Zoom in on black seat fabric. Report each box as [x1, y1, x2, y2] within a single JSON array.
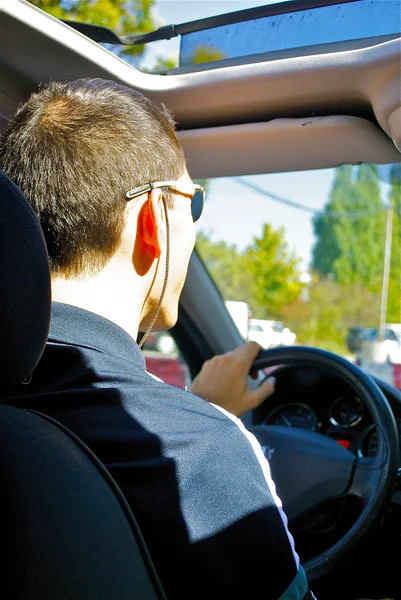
[[0, 172, 165, 599], [0, 170, 51, 389], [1, 405, 165, 600]]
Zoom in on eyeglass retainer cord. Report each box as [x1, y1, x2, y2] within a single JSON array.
[[138, 198, 170, 349]]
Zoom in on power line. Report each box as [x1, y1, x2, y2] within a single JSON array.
[[233, 177, 386, 219]]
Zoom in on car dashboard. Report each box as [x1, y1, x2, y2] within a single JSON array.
[[253, 365, 401, 461]]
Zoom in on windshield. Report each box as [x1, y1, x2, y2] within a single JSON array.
[[195, 163, 401, 375]]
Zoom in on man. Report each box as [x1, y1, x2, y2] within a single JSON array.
[[0, 78, 313, 599]]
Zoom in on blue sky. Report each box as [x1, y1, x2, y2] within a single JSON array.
[[155, 0, 283, 25], [142, 1, 390, 271], [195, 170, 335, 270]]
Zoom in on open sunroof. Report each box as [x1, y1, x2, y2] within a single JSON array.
[[62, 0, 400, 71]]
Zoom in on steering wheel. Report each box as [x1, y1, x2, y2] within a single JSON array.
[[249, 346, 399, 581]]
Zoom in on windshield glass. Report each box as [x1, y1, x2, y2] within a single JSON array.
[[195, 163, 401, 376]]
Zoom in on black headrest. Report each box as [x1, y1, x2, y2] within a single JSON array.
[[0, 171, 51, 390]]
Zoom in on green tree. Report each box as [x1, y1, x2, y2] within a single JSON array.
[[27, 0, 156, 60], [196, 231, 253, 305], [312, 164, 352, 277], [245, 224, 303, 318], [196, 225, 303, 319], [282, 278, 381, 355], [150, 56, 178, 73], [311, 162, 401, 332], [312, 164, 386, 292]]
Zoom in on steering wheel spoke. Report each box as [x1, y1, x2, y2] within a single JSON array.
[[251, 425, 354, 521], [348, 455, 388, 504]]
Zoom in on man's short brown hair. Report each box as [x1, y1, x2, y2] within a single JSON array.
[[0, 78, 186, 277]]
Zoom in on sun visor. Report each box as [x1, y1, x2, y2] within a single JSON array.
[[179, 116, 401, 179]]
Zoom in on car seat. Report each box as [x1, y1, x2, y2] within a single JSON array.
[[0, 170, 166, 600]]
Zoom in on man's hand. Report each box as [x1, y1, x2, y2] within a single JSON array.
[[190, 342, 276, 417]]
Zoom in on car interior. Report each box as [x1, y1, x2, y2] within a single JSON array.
[[1, 1, 401, 598]]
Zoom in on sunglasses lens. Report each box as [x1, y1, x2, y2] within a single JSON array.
[[191, 189, 204, 222]]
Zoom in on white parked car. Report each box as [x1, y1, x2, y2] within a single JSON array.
[[348, 324, 401, 364], [248, 319, 296, 349]]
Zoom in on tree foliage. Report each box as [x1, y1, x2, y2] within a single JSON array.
[[196, 224, 303, 319], [312, 164, 386, 291], [246, 224, 303, 317], [150, 55, 178, 73], [312, 163, 400, 324], [196, 232, 255, 306], [281, 278, 381, 355]]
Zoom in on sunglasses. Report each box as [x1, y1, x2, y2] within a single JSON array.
[[126, 180, 205, 222]]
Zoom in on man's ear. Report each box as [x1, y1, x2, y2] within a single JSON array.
[[144, 189, 165, 258], [133, 190, 165, 276]]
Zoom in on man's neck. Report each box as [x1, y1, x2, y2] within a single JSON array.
[[51, 262, 146, 341]]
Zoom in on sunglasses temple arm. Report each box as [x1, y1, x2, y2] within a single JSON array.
[[126, 184, 152, 199]]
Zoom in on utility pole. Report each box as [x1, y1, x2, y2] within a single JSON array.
[[379, 200, 393, 341]]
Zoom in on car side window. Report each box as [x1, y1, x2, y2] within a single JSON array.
[[142, 332, 191, 389]]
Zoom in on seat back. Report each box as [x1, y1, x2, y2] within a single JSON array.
[[0, 171, 166, 599]]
